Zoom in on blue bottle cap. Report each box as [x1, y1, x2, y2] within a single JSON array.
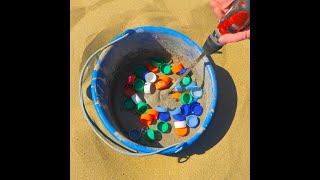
[[142, 70, 150, 81], [175, 83, 183, 92], [190, 86, 203, 98], [185, 81, 196, 91], [159, 112, 170, 121], [179, 68, 188, 75], [180, 104, 191, 116], [155, 106, 167, 112], [192, 97, 199, 102], [169, 107, 181, 115], [186, 115, 199, 128], [193, 105, 203, 116], [129, 129, 141, 141], [172, 114, 185, 121], [189, 102, 200, 111]]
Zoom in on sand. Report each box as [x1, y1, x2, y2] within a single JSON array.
[[71, 0, 250, 179]]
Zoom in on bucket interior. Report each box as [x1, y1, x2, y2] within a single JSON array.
[[94, 28, 214, 148]]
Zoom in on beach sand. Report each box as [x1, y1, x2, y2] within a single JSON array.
[[71, 0, 250, 179]]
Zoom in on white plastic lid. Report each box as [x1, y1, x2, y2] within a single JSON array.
[[145, 72, 157, 83], [174, 121, 187, 128], [131, 93, 142, 104], [144, 83, 152, 94]]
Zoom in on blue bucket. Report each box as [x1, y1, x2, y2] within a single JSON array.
[[81, 26, 218, 155]]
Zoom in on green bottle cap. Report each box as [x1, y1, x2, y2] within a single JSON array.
[[180, 75, 191, 86], [133, 79, 145, 92], [151, 56, 164, 67], [136, 102, 149, 114], [134, 66, 147, 77], [146, 129, 155, 140], [180, 93, 193, 104], [160, 63, 172, 75], [123, 98, 135, 110], [156, 121, 169, 133]]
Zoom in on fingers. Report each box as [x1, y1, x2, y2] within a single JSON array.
[[218, 29, 250, 43], [210, 0, 235, 19]]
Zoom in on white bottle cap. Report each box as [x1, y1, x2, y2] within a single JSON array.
[[131, 93, 142, 104], [145, 72, 157, 83], [144, 83, 152, 94], [174, 121, 187, 128]]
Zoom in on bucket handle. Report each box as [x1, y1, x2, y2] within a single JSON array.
[[80, 29, 185, 156]]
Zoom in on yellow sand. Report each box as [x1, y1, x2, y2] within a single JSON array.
[[71, 0, 250, 179]]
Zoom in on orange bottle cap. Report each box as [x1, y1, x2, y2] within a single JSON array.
[[171, 63, 184, 74], [175, 127, 188, 137], [171, 92, 181, 101], [147, 63, 159, 73], [140, 114, 153, 125], [146, 109, 159, 120], [158, 74, 171, 85], [155, 80, 168, 90]]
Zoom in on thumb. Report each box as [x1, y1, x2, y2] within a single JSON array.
[[218, 29, 250, 44]]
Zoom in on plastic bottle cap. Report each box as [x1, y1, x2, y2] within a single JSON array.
[[193, 105, 203, 116], [175, 127, 188, 137], [180, 93, 193, 104], [133, 79, 145, 92], [123, 86, 136, 97], [179, 68, 188, 75], [171, 92, 181, 101], [129, 129, 141, 141], [174, 83, 183, 92], [155, 80, 167, 90], [172, 114, 185, 121], [146, 129, 155, 140], [157, 122, 169, 133], [189, 102, 200, 111], [158, 74, 171, 85], [186, 115, 199, 128], [155, 106, 167, 112], [123, 98, 135, 110], [185, 81, 196, 91], [146, 109, 159, 120], [180, 104, 191, 116], [145, 72, 157, 83], [142, 70, 150, 81], [140, 114, 153, 125], [144, 82, 152, 94], [171, 63, 184, 74], [169, 107, 181, 115], [147, 63, 159, 73], [174, 121, 187, 128], [137, 102, 149, 114], [134, 66, 147, 77], [190, 86, 203, 98], [159, 112, 170, 121], [131, 93, 142, 104], [160, 63, 172, 75], [151, 56, 164, 67], [180, 75, 192, 86], [127, 74, 136, 86]]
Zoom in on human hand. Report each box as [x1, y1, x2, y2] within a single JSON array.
[[210, 0, 250, 43]]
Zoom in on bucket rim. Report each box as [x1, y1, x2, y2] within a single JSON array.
[[91, 26, 218, 154]]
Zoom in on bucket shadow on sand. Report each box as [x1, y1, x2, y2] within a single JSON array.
[[168, 56, 238, 163]]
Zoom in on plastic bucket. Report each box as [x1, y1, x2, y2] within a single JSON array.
[[85, 26, 218, 155]]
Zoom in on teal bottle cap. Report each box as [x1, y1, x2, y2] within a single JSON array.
[[146, 129, 155, 140], [180, 75, 191, 86], [123, 98, 135, 110], [160, 63, 172, 75], [133, 79, 145, 92], [180, 93, 193, 104], [156, 121, 169, 133], [136, 102, 149, 114], [134, 66, 147, 77]]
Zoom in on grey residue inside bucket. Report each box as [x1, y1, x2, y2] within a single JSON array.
[[98, 32, 213, 148]]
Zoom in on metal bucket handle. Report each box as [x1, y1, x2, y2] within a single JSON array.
[[80, 29, 186, 156]]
